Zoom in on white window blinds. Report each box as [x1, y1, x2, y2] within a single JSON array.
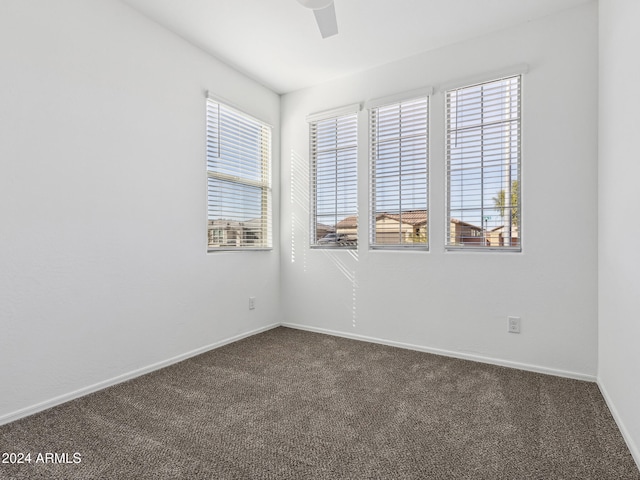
[[310, 112, 358, 248], [206, 98, 272, 250], [370, 97, 429, 248], [446, 75, 521, 250]]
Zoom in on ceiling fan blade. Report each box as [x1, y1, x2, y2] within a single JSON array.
[[313, 2, 338, 38]]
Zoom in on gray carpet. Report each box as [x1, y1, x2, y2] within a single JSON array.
[[1, 327, 638, 479]]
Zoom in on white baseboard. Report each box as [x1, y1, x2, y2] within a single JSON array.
[[281, 322, 597, 382], [1, 321, 599, 427], [0, 322, 281, 426], [597, 379, 640, 471]]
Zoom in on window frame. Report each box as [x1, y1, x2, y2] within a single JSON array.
[[308, 105, 359, 249], [368, 93, 430, 251], [444, 74, 522, 252], [206, 95, 272, 251]]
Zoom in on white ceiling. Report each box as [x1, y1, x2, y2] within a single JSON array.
[[120, 0, 593, 94]]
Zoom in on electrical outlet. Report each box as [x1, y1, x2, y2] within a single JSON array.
[[248, 297, 256, 310], [508, 316, 521, 334]]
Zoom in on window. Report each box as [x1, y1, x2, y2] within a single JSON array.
[[369, 96, 429, 249], [309, 109, 358, 248], [446, 75, 521, 250], [206, 97, 272, 250]]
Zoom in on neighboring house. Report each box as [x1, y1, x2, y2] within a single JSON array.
[[333, 210, 427, 245], [448, 220, 519, 247], [485, 225, 520, 247], [208, 219, 243, 247], [335, 216, 358, 240], [330, 213, 520, 247], [374, 210, 427, 245], [449, 218, 484, 245], [315, 223, 335, 242], [208, 219, 263, 247]]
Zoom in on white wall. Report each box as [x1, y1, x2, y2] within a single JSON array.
[[599, 0, 640, 466], [0, 0, 280, 422], [0, 0, 607, 429], [281, 3, 599, 378]]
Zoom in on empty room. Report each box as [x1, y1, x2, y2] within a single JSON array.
[[1, 0, 639, 478]]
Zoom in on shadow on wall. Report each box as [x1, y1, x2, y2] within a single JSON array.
[[290, 149, 309, 270], [290, 148, 359, 328], [321, 249, 359, 328]]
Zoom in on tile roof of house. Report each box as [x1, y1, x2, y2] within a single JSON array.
[[450, 218, 483, 230], [336, 210, 428, 229], [336, 216, 358, 228], [379, 210, 427, 226], [316, 223, 335, 232], [335, 213, 489, 230]]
